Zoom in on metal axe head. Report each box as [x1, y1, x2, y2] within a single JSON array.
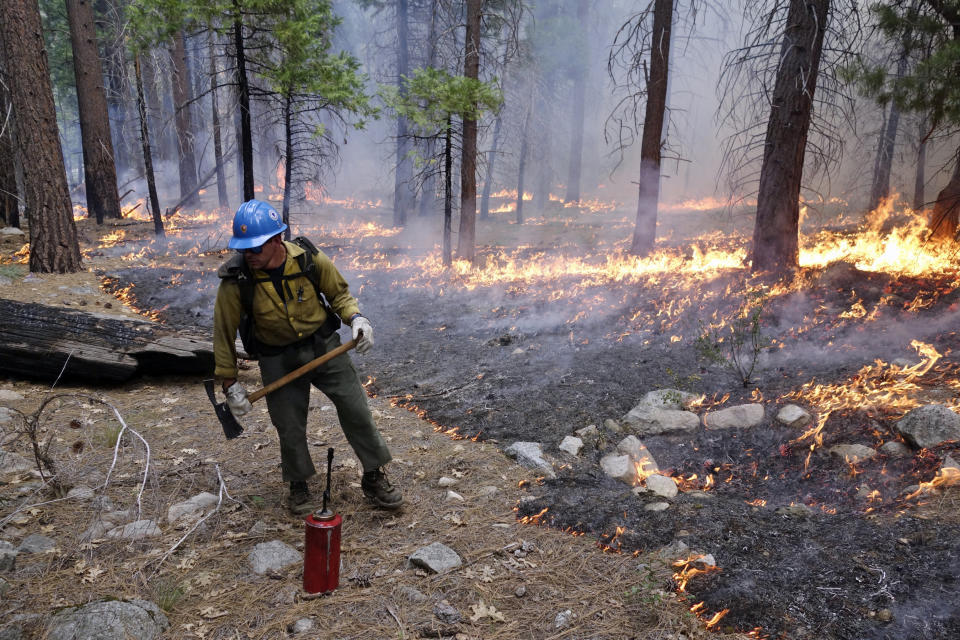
[[203, 379, 244, 439]]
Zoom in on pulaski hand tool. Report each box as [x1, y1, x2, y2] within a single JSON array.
[[203, 338, 357, 439], [303, 447, 342, 594]]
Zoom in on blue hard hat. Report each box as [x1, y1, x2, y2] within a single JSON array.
[[228, 199, 288, 249]]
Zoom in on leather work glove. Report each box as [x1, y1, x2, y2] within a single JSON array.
[[352, 316, 374, 354], [225, 382, 252, 417]]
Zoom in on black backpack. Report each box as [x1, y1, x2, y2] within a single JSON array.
[[220, 236, 341, 357]]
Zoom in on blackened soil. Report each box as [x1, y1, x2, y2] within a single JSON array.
[[106, 253, 960, 640]]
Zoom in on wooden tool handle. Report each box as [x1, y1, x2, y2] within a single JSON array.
[[248, 339, 357, 404]]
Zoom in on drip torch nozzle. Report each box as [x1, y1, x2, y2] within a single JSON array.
[[319, 447, 334, 517]]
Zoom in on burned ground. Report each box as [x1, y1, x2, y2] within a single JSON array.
[[89, 210, 960, 640]]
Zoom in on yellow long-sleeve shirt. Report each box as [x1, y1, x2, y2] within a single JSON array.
[[212, 241, 361, 379]]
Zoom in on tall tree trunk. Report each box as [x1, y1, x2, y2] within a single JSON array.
[[457, 0, 482, 262], [479, 111, 502, 219], [629, 0, 672, 256], [282, 94, 293, 241], [0, 78, 19, 228], [393, 0, 414, 227], [914, 117, 927, 211], [417, 0, 440, 218], [209, 35, 229, 209], [0, 0, 81, 272], [516, 104, 531, 225], [170, 29, 199, 208], [66, 0, 121, 224], [99, 22, 132, 177], [134, 53, 163, 237], [532, 92, 551, 213], [443, 115, 453, 267], [750, 0, 829, 275], [141, 51, 169, 162], [869, 55, 907, 212], [233, 0, 254, 201], [928, 146, 960, 241], [564, 0, 589, 205]]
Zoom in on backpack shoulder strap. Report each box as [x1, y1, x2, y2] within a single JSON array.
[[293, 236, 325, 303], [217, 253, 255, 315]]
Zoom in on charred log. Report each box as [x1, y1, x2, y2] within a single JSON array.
[[0, 299, 214, 383]]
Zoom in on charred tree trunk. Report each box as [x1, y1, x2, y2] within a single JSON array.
[[457, 0, 482, 262], [393, 0, 414, 227], [66, 0, 121, 225], [0, 79, 19, 228], [516, 104, 531, 225], [479, 111, 502, 220], [750, 0, 829, 275], [869, 55, 907, 212], [928, 147, 960, 241], [914, 118, 927, 211], [443, 115, 453, 267], [209, 35, 229, 209], [281, 94, 293, 240], [234, 0, 254, 202], [0, 0, 81, 273], [564, 0, 590, 205], [418, 1, 440, 219], [629, 0, 672, 256], [134, 53, 163, 237], [171, 29, 199, 208], [532, 93, 551, 213], [99, 25, 132, 177]]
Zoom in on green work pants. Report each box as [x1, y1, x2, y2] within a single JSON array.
[[258, 332, 392, 482]]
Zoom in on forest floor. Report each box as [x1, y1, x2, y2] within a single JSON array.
[[2, 192, 959, 639]]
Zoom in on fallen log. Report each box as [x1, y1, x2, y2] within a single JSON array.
[[0, 299, 214, 383]]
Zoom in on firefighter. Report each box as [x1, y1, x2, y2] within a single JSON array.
[[212, 199, 402, 514]]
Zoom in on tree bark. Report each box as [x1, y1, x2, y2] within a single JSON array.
[[233, 0, 254, 201], [65, 0, 122, 225], [209, 35, 229, 209], [928, 146, 960, 241], [134, 52, 163, 237], [479, 111, 502, 219], [443, 115, 453, 266], [282, 94, 293, 240], [629, 0, 672, 256], [914, 117, 927, 211], [457, 0, 482, 262], [0, 0, 82, 273], [869, 55, 907, 212], [0, 77, 19, 228], [516, 104, 531, 225], [170, 29, 199, 208], [564, 0, 590, 205], [393, 0, 414, 227], [751, 0, 829, 275]]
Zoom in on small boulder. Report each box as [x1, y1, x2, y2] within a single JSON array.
[[289, 618, 314, 634], [896, 404, 960, 449], [880, 441, 912, 458], [107, 520, 161, 541], [67, 486, 95, 500], [409, 542, 461, 574], [600, 454, 635, 485], [828, 444, 877, 464], [0, 541, 17, 572], [644, 474, 678, 498], [558, 436, 583, 457], [504, 442, 555, 478], [45, 599, 168, 640], [704, 404, 764, 429], [575, 424, 599, 439], [18, 534, 56, 554], [0, 408, 16, 426], [433, 599, 462, 624], [637, 389, 699, 410], [616, 436, 659, 473], [0, 451, 33, 475], [554, 609, 575, 629], [621, 407, 700, 435], [167, 492, 219, 524], [248, 540, 301, 575], [0, 389, 24, 402], [776, 404, 812, 428], [644, 502, 670, 512], [438, 476, 458, 487]]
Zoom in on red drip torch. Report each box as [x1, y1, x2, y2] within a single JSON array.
[[303, 447, 341, 594]]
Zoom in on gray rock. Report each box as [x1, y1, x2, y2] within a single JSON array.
[[0, 227, 25, 236], [504, 442, 555, 478], [67, 486, 95, 500], [638, 389, 699, 410], [397, 585, 428, 603], [776, 504, 812, 518], [167, 492, 218, 524], [554, 609, 575, 629], [621, 407, 700, 435], [107, 520, 161, 541], [558, 436, 583, 457], [18, 534, 56, 554], [0, 451, 33, 475], [408, 542, 462, 574], [45, 599, 168, 640], [776, 404, 812, 428], [603, 418, 623, 434], [290, 618, 314, 634], [828, 444, 877, 464], [943, 455, 960, 472], [433, 599, 462, 624], [644, 474, 679, 498], [79, 521, 110, 542], [644, 502, 670, 512], [0, 389, 24, 402], [248, 520, 270, 536], [0, 541, 17, 571], [248, 540, 301, 575], [600, 454, 635, 485], [896, 404, 960, 449], [574, 424, 599, 439], [478, 485, 498, 497], [437, 476, 458, 487], [880, 441, 912, 458], [445, 490, 464, 502], [0, 623, 23, 640], [616, 436, 659, 473], [704, 404, 765, 429], [0, 577, 8, 597], [0, 407, 16, 426]]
